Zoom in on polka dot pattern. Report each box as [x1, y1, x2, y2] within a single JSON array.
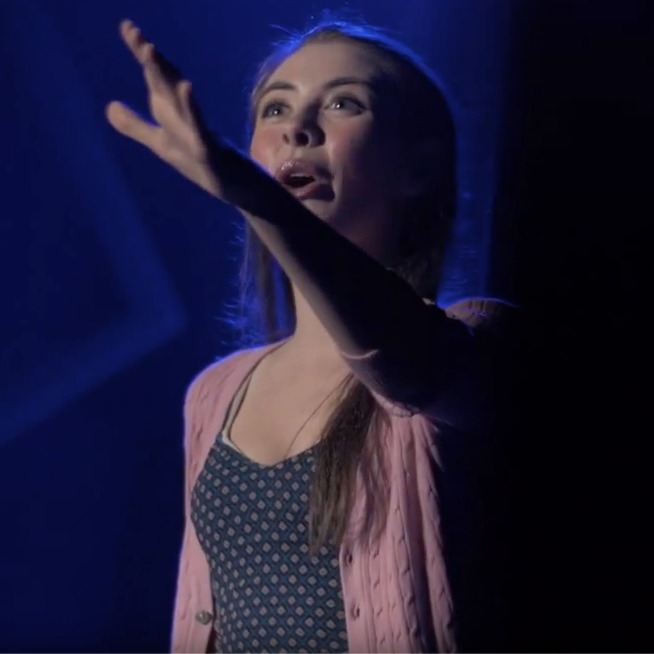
[[191, 438, 349, 653]]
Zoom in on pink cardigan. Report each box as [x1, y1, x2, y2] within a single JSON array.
[[171, 300, 503, 653]]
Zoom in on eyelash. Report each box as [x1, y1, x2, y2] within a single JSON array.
[[259, 100, 287, 119], [259, 96, 365, 119], [330, 96, 365, 112]]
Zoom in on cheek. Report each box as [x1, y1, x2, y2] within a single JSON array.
[[332, 125, 402, 189], [249, 128, 279, 170]]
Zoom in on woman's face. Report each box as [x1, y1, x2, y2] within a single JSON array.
[[249, 40, 411, 261]]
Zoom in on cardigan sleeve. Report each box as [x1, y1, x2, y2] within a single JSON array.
[[340, 298, 515, 430], [170, 370, 209, 652]]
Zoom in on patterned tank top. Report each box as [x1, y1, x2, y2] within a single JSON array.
[[191, 429, 349, 653]]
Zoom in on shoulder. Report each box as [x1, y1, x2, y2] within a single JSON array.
[[423, 297, 518, 428], [181, 344, 274, 459], [438, 297, 519, 367], [418, 297, 518, 356], [442, 296, 518, 331], [184, 349, 248, 405], [183, 345, 268, 420]]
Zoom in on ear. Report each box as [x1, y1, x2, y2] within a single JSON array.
[[401, 139, 446, 199]]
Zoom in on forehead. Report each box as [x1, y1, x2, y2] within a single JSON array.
[[268, 40, 389, 86]]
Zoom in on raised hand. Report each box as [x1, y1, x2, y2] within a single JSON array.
[[106, 20, 225, 198]]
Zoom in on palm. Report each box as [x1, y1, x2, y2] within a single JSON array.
[[106, 20, 222, 197]]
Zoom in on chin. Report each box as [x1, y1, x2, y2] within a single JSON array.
[[308, 205, 368, 246], [301, 198, 338, 222]]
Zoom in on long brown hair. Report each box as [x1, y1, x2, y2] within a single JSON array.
[[231, 17, 457, 553]]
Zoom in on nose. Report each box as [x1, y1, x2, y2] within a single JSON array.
[[283, 113, 323, 148]]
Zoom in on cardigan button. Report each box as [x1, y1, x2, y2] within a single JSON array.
[[195, 610, 213, 625], [352, 605, 361, 619]]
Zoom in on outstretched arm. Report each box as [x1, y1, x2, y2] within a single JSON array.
[[106, 20, 501, 412], [214, 146, 472, 409]]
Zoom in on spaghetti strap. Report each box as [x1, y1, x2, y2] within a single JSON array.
[[221, 370, 254, 441]]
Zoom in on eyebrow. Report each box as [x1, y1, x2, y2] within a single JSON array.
[[254, 76, 374, 107]]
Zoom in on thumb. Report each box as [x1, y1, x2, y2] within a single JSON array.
[[106, 101, 158, 148]]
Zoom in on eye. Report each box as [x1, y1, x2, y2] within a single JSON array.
[[259, 100, 287, 119], [328, 96, 365, 113]]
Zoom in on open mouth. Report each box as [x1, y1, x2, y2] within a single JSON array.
[[275, 160, 334, 201], [284, 173, 316, 189]]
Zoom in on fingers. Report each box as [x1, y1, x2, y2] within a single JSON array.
[[120, 20, 183, 89], [105, 100, 158, 148], [119, 19, 195, 121], [119, 19, 151, 66], [176, 79, 204, 127], [113, 20, 208, 153]]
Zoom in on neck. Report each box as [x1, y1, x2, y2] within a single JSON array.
[[272, 217, 400, 365], [282, 284, 342, 364]]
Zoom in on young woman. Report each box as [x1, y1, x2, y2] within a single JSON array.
[[107, 16, 507, 654]]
